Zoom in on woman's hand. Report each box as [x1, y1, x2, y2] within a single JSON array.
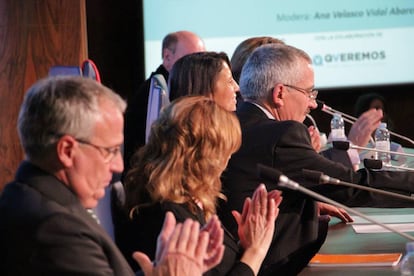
[[201, 215, 225, 271], [133, 211, 224, 276], [231, 184, 282, 274]]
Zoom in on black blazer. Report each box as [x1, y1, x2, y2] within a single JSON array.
[[219, 102, 414, 275], [117, 201, 254, 276], [0, 161, 134, 276]]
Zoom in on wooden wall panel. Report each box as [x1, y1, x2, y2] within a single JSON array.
[[0, 0, 87, 191]]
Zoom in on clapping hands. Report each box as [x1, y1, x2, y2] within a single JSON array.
[[133, 211, 225, 276], [231, 184, 283, 274]]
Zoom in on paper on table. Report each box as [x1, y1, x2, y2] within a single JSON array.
[[351, 214, 414, 224], [352, 223, 414, 233]]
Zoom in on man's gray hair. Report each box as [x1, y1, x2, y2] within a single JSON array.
[[17, 76, 126, 161], [239, 44, 311, 102]]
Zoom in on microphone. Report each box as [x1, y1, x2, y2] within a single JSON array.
[[363, 159, 414, 172], [257, 163, 300, 190], [306, 114, 319, 130], [302, 168, 414, 201], [257, 163, 414, 241], [306, 114, 327, 148], [316, 100, 358, 124], [332, 140, 414, 159], [316, 100, 414, 146], [316, 100, 375, 145]]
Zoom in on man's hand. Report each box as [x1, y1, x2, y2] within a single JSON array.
[[317, 202, 353, 223], [308, 125, 321, 152], [348, 109, 383, 147]]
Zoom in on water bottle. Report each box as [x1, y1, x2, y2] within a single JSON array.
[[400, 242, 414, 275], [375, 122, 390, 165], [330, 113, 346, 141]]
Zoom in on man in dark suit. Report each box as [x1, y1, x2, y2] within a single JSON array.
[[0, 76, 223, 275], [123, 30, 205, 173], [219, 44, 414, 275]]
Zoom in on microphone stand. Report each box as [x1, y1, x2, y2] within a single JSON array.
[[257, 164, 414, 241], [303, 169, 414, 202], [317, 100, 414, 146], [316, 101, 375, 145], [363, 159, 414, 172], [333, 141, 414, 159], [318, 106, 357, 125], [278, 177, 414, 241], [390, 131, 414, 146]]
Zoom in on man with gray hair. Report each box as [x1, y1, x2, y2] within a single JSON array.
[[219, 43, 414, 275], [0, 76, 223, 275]]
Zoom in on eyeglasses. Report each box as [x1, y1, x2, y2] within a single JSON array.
[[283, 84, 318, 100], [76, 139, 121, 163]]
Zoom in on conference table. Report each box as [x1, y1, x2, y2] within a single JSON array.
[[299, 208, 414, 275]]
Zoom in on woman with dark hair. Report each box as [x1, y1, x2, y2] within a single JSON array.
[[169, 52, 239, 111]]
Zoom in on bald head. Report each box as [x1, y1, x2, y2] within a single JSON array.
[[162, 31, 206, 71]]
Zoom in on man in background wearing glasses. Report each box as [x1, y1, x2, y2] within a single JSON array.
[[0, 76, 223, 275], [218, 43, 414, 276]]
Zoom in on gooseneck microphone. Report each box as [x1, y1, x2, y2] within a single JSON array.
[[257, 164, 414, 241], [333, 141, 414, 171], [306, 114, 319, 130], [306, 114, 328, 148], [257, 163, 301, 190], [332, 140, 414, 159], [363, 158, 414, 172], [302, 168, 414, 202], [316, 100, 414, 146], [316, 100, 375, 145], [316, 100, 358, 125]]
